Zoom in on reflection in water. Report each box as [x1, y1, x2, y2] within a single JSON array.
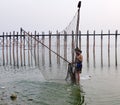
[[69, 85, 85, 105], [0, 62, 120, 105], [0, 79, 86, 105], [0, 63, 87, 105]]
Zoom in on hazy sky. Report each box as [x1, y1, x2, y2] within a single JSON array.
[[0, 0, 120, 33]]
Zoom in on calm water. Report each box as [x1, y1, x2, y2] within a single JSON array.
[[0, 65, 120, 105], [0, 35, 120, 105]]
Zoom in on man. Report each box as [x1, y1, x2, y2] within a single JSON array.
[[65, 47, 83, 84], [74, 47, 83, 84]]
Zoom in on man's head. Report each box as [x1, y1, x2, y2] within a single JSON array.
[[75, 47, 82, 54]]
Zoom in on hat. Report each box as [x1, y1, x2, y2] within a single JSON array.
[[75, 47, 82, 53]]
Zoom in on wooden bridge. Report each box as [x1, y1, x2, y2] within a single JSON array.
[[0, 29, 119, 68]]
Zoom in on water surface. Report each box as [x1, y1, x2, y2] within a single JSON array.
[[0, 65, 120, 105]]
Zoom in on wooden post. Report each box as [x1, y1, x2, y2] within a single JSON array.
[[16, 32, 19, 68], [64, 31, 67, 61], [13, 31, 15, 66], [93, 30, 96, 68], [23, 31, 26, 66], [75, 1, 81, 48], [34, 31, 37, 66], [101, 30, 103, 67], [2, 32, 5, 66], [79, 31, 81, 49], [87, 30, 89, 67], [6, 33, 8, 65], [20, 29, 23, 66], [42, 32, 45, 65], [30, 33, 33, 66], [9, 32, 12, 65], [115, 30, 117, 67], [28, 32, 30, 66], [49, 31, 52, 65], [108, 30, 110, 67], [57, 31, 60, 64], [37, 33, 40, 67], [72, 31, 75, 63]]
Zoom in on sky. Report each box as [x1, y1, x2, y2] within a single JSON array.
[[0, 0, 120, 34]]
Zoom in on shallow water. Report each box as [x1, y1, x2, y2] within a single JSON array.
[[0, 66, 85, 105], [82, 66, 120, 105], [0, 65, 120, 105]]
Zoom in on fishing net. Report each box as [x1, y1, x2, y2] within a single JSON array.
[[20, 6, 80, 81], [60, 11, 78, 34], [65, 63, 76, 83]]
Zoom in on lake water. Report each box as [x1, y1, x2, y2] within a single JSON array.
[[0, 35, 120, 105], [0, 64, 120, 105]]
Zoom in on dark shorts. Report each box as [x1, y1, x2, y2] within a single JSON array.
[[75, 63, 82, 73]]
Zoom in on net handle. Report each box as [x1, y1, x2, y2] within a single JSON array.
[[20, 28, 71, 64]]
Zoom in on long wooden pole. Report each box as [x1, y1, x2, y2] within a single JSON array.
[[75, 1, 81, 48], [37, 34, 40, 67], [101, 30, 103, 67], [16, 32, 19, 67], [57, 31, 60, 64], [79, 31, 81, 49], [9, 32, 12, 65], [108, 30, 110, 67], [115, 30, 118, 67], [28, 32, 30, 66], [21, 28, 71, 64], [23, 31, 26, 66], [42, 32, 45, 65], [64, 31, 67, 60], [31, 32, 33, 66], [72, 31, 75, 63], [13, 31, 15, 66], [20, 29, 23, 66], [87, 30, 89, 67], [49, 31, 52, 65], [34, 31, 37, 66], [6, 32, 8, 65], [2, 32, 5, 66], [93, 30, 96, 68]]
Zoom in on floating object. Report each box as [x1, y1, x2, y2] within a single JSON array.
[[10, 93, 17, 101], [81, 75, 91, 80], [0, 86, 5, 89]]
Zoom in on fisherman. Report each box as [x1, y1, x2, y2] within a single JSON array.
[[74, 47, 83, 84]]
